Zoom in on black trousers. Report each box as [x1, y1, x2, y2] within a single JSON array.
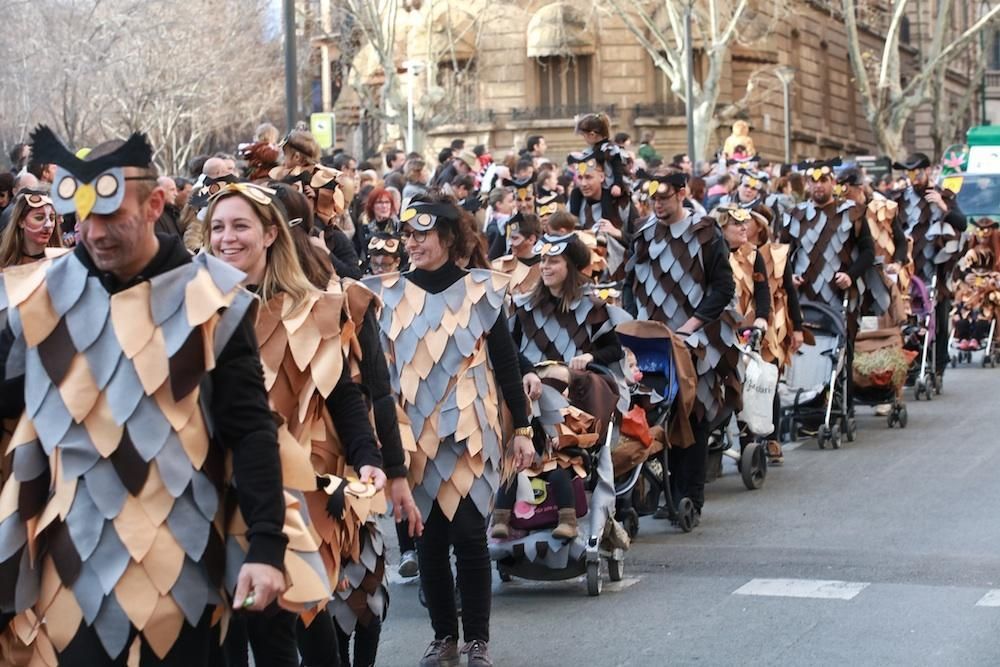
[[417, 497, 491, 643], [495, 467, 574, 510], [935, 298, 951, 374], [224, 607, 303, 667], [669, 416, 711, 512], [335, 618, 381, 667], [56, 607, 220, 666], [396, 518, 417, 553]]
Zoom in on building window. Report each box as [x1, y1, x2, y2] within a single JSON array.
[[651, 50, 703, 115], [437, 60, 477, 120], [536, 55, 592, 114], [900, 16, 911, 45], [993, 30, 1000, 70]]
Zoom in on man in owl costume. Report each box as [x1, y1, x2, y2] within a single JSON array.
[[0, 126, 287, 664], [625, 171, 738, 524], [891, 153, 967, 379]]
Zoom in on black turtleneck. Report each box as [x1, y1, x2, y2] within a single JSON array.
[[519, 254, 541, 266], [406, 262, 530, 429]]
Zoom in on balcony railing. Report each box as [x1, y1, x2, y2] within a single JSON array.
[[440, 108, 497, 124], [633, 100, 686, 117], [987, 71, 1000, 89], [509, 104, 616, 121]]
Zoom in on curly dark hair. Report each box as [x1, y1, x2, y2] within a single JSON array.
[[408, 188, 481, 264]]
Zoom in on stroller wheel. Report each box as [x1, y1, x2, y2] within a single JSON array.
[[817, 425, 829, 449], [914, 380, 926, 401], [830, 420, 842, 449], [739, 441, 767, 490], [498, 564, 512, 583], [887, 411, 896, 428], [607, 553, 625, 582], [934, 374, 943, 394], [846, 418, 858, 442], [677, 498, 696, 533], [586, 560, 602, 596], [898, 406, 908, 428]]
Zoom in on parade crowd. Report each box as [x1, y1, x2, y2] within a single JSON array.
[[0, 112, 983, 667]]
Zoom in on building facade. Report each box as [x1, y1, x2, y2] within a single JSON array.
[[324, 0, 984, 165]]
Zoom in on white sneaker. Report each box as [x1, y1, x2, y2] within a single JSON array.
[[874, 404, 892, 416], [398, 550, 419, 578]]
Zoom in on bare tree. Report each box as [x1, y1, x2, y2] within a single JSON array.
[[1, 0, 283, 174], [842, 0, 1000, 160], [602, 0, 788, 160], [340, 0, 485, 151]]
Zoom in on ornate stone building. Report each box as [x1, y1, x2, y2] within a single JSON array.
[[324, 0, 984, 164]]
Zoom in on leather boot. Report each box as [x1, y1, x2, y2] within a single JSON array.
[[551, 508, 578, 540], [490, 509, 511, 539]]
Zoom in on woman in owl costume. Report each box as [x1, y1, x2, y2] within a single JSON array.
[[269, 181, 417, 667], [839, 168, 910, 324], [625, 171, 739, 523], [719, 204, 805, 464], [0, 190, 69, 665], [201, 182, 401, 667], [0, 126, 290, 664], [493, 232, 625, 540], [364, 192, 534, 667]]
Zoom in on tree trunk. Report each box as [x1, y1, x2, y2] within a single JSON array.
[[692, 101, 719, 162]]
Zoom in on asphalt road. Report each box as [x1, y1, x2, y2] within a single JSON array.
[[374, 364, 1000, 667]]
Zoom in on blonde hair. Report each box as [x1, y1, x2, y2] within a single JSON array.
[[255, 123, 280, 144], [202, 188, 317, 316], [0, 194, 62, 268]]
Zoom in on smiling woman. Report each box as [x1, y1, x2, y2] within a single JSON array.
[[202, 181, 395, 667], [0, 190, 62, 268]]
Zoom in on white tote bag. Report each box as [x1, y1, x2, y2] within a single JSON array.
[[739, 351, 779, 436]]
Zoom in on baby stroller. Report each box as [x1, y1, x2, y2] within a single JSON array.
[[613, 320, 698, 535], [904, 276, 939, 399], [706, 329, 772, 491], [489, 364, 625, 596], [779, 299, 854, 449], [852, 326, 910, 428]]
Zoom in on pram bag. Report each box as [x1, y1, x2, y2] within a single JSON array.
[[853, 327, 913, 389], [739, 350, 778, 435]]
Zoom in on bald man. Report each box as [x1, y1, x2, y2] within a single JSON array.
[[155, 175, 184, 237]]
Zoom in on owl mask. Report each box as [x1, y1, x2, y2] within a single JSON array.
[[30, 125, 156, 221]]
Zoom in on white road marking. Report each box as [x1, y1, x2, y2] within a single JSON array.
[[975, 590, 1000, 607], [781, 440, 805, 452], [733, 578, 870, 600]]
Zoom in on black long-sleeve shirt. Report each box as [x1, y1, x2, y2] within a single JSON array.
[[752, 252, 772, 322], [405, 262, 530, 429], [356, 307, 407, 479], [693, 226, 736, 323], [0, 235, 288, 568], [783, 259, 804, 330]]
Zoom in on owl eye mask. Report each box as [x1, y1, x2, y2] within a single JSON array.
[[30, 125, 157, 221]]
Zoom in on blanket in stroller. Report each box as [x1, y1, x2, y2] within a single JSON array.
[[853, 327, 915, 390]]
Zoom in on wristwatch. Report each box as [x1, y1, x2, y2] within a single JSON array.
[[513, 426, 534, 439]]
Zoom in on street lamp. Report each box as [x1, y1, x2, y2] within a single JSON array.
[[775, 66, 796, 164], [981, 0, 991, 125], [401, 59, 425, 154], [283, 0, 298, 132]]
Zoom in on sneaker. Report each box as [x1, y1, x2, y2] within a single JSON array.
[[420, 637, 460, 667], [958, 339, 970, 350], [398, 550, 419, 578], [874, 404, 892, 416], [462, 640, 493, 667]]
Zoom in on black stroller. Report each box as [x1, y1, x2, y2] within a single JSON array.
[[779, 299, 855, 449]]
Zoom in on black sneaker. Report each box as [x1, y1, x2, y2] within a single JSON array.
[[462, 640, 493, 667], [420, 637, 460, 667]]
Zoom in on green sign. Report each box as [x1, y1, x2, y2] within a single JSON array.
[[310, 113, 336, 150]]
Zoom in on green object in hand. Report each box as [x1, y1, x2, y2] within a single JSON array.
[[242, 592, 256, 609]]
